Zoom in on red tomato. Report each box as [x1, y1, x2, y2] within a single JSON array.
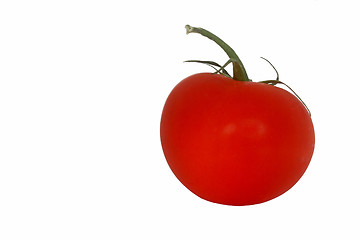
[[160, 73, 315, 206]]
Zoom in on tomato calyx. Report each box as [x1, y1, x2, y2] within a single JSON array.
[[257, 57, 311, 116], [184, 24, 311, 116], [184, 60, 232, 78]]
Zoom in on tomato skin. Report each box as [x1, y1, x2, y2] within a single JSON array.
[[160, 73, 315, 206]]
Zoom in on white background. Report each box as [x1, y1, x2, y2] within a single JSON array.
[[1, 0, 359, 239]]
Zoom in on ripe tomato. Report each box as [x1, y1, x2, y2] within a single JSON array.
[[160, 73, 315, 205], [160, 25, 315, 206]]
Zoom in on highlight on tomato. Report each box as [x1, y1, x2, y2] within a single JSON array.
[[160, 25, 315, 206]]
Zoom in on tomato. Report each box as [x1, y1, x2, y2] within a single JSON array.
[[160, 73, 315, 205], [160, 25, 315, 206]]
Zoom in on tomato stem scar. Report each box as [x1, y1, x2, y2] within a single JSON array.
[[185, 25, 250, 82]]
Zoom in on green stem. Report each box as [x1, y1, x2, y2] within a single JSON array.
[[185, 25, 249, 81]]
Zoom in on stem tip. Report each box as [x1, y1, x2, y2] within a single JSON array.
[[185, 25, 193, 34]]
